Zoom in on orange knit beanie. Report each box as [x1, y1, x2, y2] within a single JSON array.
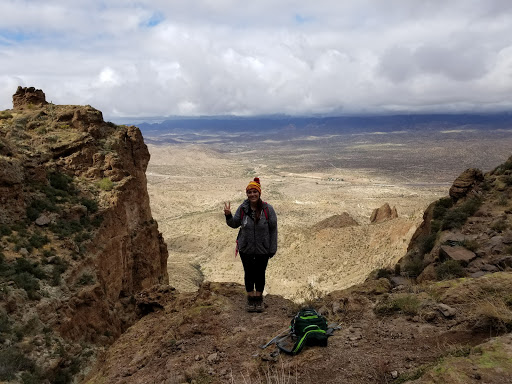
[[246, 177, 261, 194]]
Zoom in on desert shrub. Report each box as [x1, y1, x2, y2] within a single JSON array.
[[0, 253, 13, 276], [14, 258, 46, 279], [26, 198, 57, 221], [97, 177, 114, 191], [48, 172, 74, 193], [375, 294, 421, 316], [420, 233, 437, 254], [430, 219, 442, 234], [81, 198, 98, 213], [0, 346, 36, 381], [73, 231, 91, 244], [432, 197, 453, 220], [0, 311, 11, 334], [460, 197, 482, 216], [473, 299, 512, 333], [497, 193, 509, 206], [77, 273, 95, 286], [28, 232, 49, 249], [435, 260, 466, 280], [491, 219, 509, 232], [50, 219, 84, 238], [0, 224, 12, 237], [0, 111, 13, 120], [12, 272, 40, 299], [506, 245, 512, 255], [442, 209, 469, 230], [461, 239, 479, 252], [375, 268, 392, 279], [495, 159, 512, 175], [403, 256, 424, 278], [50, 258, 68, 286]]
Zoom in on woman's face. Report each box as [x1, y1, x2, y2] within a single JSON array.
[[246, 188, 260, 203]]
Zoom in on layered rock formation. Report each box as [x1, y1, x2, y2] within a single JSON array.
[[0, 87, 168, 382], [370, 202, 398, 223]]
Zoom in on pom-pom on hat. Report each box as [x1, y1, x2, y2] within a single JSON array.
[[246, 177, 261, 194]]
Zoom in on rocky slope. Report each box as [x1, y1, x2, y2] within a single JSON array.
[[85, 157, 512, 383], [0, 87, 168, 383]]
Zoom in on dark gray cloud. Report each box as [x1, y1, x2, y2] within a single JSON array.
[[1, 0, 512, 117]]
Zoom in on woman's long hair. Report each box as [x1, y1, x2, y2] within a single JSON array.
[[254, 198, 263, 223]]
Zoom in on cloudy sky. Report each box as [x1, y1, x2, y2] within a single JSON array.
[[1, 0, 512, 120]]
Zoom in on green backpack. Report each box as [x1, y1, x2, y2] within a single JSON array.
[[277, 308, 329, 355]]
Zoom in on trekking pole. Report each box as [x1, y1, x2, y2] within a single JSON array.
[[260, 327, 290, 349]]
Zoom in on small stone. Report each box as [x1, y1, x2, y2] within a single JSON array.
[[391, 371, 399, 379], [35, 214, 51, 226], [207, 353, 219, 363], [438, 303, 456, 318]]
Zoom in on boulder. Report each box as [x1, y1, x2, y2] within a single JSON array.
[[370, 203, 398, 223], [448, 168, 484, 201], [439, 245, 477, 265], [12, 86, 48, 109]]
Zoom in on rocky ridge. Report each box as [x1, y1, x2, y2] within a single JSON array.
[[86, 159, 512, 382], [0, 87, 168, 383]]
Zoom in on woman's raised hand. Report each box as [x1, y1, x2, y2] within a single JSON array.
[[224, 202, 231, 216]]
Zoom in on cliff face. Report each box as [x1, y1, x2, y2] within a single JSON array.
[[0, 87, 168, 382]]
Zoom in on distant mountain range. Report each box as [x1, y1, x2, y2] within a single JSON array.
[[124, 113, 512, 137]]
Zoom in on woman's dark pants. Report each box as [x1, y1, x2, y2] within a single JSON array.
[[239, 253, 270, 292]]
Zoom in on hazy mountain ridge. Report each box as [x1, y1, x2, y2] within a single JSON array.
[[136, 113, 512, 138]]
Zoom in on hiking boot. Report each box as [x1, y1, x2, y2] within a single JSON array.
[[254, 297, 264, 313], [246, 296, 256, 312]]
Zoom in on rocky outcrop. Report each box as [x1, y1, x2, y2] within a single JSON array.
[[370, 203, 398, 223], [312, 212, 359, 230], [0, 88, 169, 381], [12, 86, 48, 109], [398, 154, 512, 283], [449, 168, 484, 201]]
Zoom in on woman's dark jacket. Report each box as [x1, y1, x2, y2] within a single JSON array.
[[226, 199, 278, 255]]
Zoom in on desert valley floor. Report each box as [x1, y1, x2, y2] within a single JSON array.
[[144, 127, 512, 300]]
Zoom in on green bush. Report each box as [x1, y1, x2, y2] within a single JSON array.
[[403, 257, 425, 278], [459, 197, 482, 216], [14, 258, 46, 279], [50, 257, 69, 286], [435, 260, 466, 280], [12, 272, 40, 299], [442, 209, 470, 230], [77, 273, 95, 286], [50, 220, 84, 239], [48, 172, 74, 193], [26, 198, 57, 221], [420, 233, 437, 254], [0, 347, 36, 381], [0, 224, 12, 237], [97, 177, 114, 191], [461, 239, 479, 252], [432, 197, 453, 220], [28, 232, 49, 249], [375, 294, 421, 316], [491, 219, 509, 232], [81, 198, 99, 213]]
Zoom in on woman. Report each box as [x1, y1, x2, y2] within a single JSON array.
[[224, 177, 278, 312]]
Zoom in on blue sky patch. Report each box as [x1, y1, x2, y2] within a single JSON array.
[[144, 12, 164, 28]]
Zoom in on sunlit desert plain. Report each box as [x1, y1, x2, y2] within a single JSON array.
[[143, 122, 512, 300]]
